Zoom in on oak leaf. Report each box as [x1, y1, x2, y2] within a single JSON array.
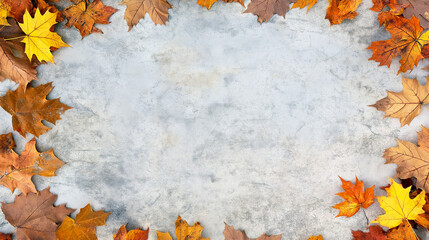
[[120, 0, 172, 30], [372, 178, 425, 228], [333, 176, 375, 218], [0, 233, 11, 240], [292, 0, 318, 12], [114, 225, 149, 240], [325, 0, 360, 25], [352, 226, 387, 240], [243, 0, 297, 23], [56, 204, 111, 240], [367, 13, 429, 74], [371, 77, 429, 126], [0, 133, 65, 194], [400, 0, 429, 29], [386, 219, 419, 240], [223, 223, 282, 240], [1, 188, 74, 240], [19, 8, 69, 63], [0, 82, 72, 137], [63, 0, 117, 38]]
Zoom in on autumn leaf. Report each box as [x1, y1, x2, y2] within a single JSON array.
[[223, 223, 282, 240], [308, 236, 323, 240], [114, 225, 149, 240], [401, 0, 429, 29], [352, 226, 387, 240], [197, 0, 217, 9], [386, 219, 419, 240], [120, 0, 172, 30], [367, 13, 429, 74], [370, 0, 407, 14], [56, 204, 111, 240], [0, 2, 10, 26], [157, 216, 209, 240], [0, 133, 65, 194], [372, 178, 425, 228], [325, 0, 360, 25], [2, 0, 32, 22], [157, 231, 173, 240], [0, 82, 72, 137], [333, 176, 375, 218], [1, 188, 74, 240], [243, 0, 297, 23], [0, 233, 11, 240], [221, 0, 244, 7], [292, 0, 318, 12], [63, 0, 117, 38], [371, 77, 429, 126], [19, 8, 69, 63]]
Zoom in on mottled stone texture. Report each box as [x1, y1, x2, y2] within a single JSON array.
[[0, 0, 428, 239]]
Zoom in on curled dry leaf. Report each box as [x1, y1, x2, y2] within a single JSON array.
[[292, 0, 318, 12], [1, 188, 74, 240], [371, 77, 429, 126], [0, 82, 72, 137], [0, 133, 65, 194], [372, 179, 425, 228], [243, 0, 297, 23], [325, 0, 361, 25], [386, 219, 420, 240], [63, 0, 118, 38], [367, 13, 429, 74], [352, 226, 387, 240], [56, 204, 111, 240], [120, 0, 172, 30], [333, 176, 375, 218], [113, 225, 149, 240], [223, 223, 282, 240]]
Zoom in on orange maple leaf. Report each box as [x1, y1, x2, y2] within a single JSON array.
[[157, 216, 209, 240], [386, 219, 419, 240], [63, 0, 118, 38], [368, 13, 429, 74], [114, 225, 149, 240], [352, 226, 387, 240], [333, 176, 375, 217], [325, 0, 361, 25], [292, 0, 318, 12]]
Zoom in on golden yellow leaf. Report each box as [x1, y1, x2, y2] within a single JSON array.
[[156, 231, 173, 240], [386, 219, 419, 240], [19, 8, 69, 63], [197, 0, 218, 9], [292, 0, 318, 12], [308, 236, 323, 240], [0, 1, 10, 26], [175, 216, 209, 240], [372, 178, 426, 228]]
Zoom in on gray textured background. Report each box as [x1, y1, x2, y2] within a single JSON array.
[[0, 0, 428, 239]]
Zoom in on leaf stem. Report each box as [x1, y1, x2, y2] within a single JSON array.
[[406, 220, 419, 239], [3, 35, 25, 41]]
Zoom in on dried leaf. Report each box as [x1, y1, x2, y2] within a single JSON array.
[[0, 233, 12, 240], [1, 188, 74, 240], [386, 219, 419, 240], [400, 0, 429, 29], [0, 82, 72, 137], [63, 0, 117, 38], [114, 225, 149, 240], [0, 133, 65, 194], [120, 0, 172, 30], [223, 223, 282, 240], [243, 0, 297, 23], [325, 0, 360, 25], [372, 179, 425, 228], [370, 0, 407, 14], [2, 0, 32, 22], [292, 0, 318, 12], [56, 204, 111, 240], [333, 176, 375, 218], [352, 226, 387, 240]]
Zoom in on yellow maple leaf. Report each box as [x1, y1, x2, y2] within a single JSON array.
[[19, 8, 69, 63], [372, 178, 426, 228], [0, 1, 10, 26], [156, 216, 209, 240]]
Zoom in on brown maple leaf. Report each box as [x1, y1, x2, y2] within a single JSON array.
[[333, 176, 375, 218], [400, 0, 429, 29], [0, 82, 72, 137], [1, 188, 74, 240], [367, 13, 429, 74], [352, 226, 387, 240], [0, 132, 65, 194], [63, 0, 118, 38], [292, 0, 318, 12], [370, 77, 429, 126], [223, 223, 282, 240], [325, 0, 361, 25], [114, 225, 149, 240], [0, 233, 11, 240], [386, 219, 420, 239], [243, 0, 297, 23], [120, 0, 172, 30], [56, 204, 111, 240]]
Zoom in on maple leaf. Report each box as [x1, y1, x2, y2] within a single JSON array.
[[0, 233, 11, 240], [0, 133, 65, 194], [223, 223, 282, 240], [157, 230, 173, 240], [56, 204, 111, 240], [222, 0, 244, 7], [370, 0, 407, 14], [2, 0, 32, 22], [333, 176, 375, 218], [0, 82, 72, 137], [292, 0, 318, 12], [367, 13, 429, 74], [114, 225, 149, 240], [243, 0, 298, 23], [352, 226, 387, 240], [400, 0, 429, 29], [372, 178, 425, 228], [19, 8, 69, 63], [120, 0, 172, 30], [0, 39, 37, 87], [0, 2, 10, 26], [371, 77, 429, 126], [386, 219, 419, 240], [63, 0, 117, 38], [157, 216, 209, 240], [325, 0, 360, 25], [197, 0, 218, 10], [308, 236, 323, 240], [1, 188, 74, 240]]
